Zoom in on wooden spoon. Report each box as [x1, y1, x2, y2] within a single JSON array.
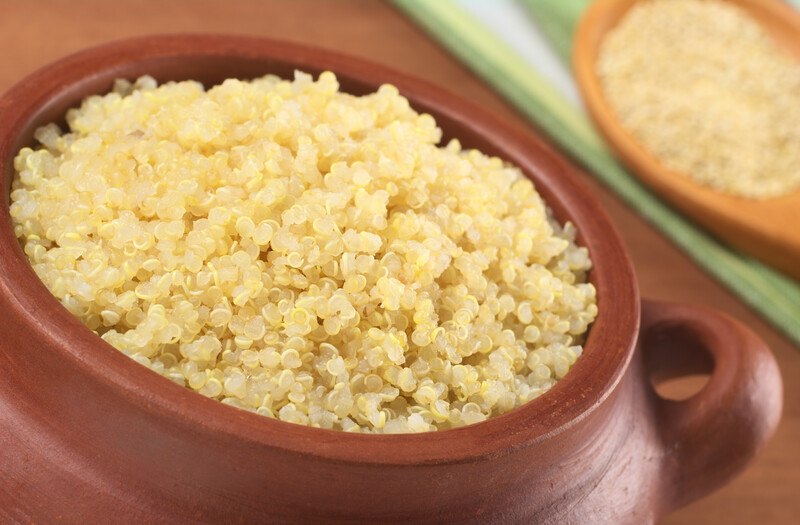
[[574, 0, 800, 280]]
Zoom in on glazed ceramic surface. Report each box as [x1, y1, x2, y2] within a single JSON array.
[[0, 35, 782, 524]]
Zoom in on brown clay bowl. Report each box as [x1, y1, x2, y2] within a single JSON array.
[[0, 35, 783, 524]]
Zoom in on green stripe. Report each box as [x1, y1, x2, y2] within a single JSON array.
[[393, 0, 800, 345], [405, 0, 603, 151], [520, 0, 590, 63]]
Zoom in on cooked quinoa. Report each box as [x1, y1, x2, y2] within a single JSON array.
[[597, 0, 800, 199], [10, 72, 597, 433]]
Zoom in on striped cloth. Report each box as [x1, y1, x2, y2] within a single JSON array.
[[393, 0, 800, 345]]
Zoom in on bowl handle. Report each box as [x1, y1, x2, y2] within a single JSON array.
[[640, 299, 782, 512]]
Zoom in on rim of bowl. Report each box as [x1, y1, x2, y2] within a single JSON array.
[[0, 34, 639, 465]]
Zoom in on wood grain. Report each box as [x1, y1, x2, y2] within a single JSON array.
[[0, 1, 796, 523]]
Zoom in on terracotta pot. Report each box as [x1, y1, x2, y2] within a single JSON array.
[[0, 35, 782, 524]]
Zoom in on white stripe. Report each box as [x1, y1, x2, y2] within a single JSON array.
[[456, 0, 583, 108]]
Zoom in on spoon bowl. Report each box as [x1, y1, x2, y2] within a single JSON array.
[[574, 0, 800, 280]]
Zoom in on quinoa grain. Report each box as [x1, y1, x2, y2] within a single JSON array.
[[598, 0, 800, 199], [10, 71, 597, 432]]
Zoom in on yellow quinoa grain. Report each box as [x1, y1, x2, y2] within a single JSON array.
[[10, 71, 597, 433], [597, 0, 800, 199]]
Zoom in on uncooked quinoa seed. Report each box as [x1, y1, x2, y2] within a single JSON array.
[[598, 0, 800, 199], [10, 72, 597, 433]]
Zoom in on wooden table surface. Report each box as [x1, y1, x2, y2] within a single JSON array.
[[1, 1, 797, 523]]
